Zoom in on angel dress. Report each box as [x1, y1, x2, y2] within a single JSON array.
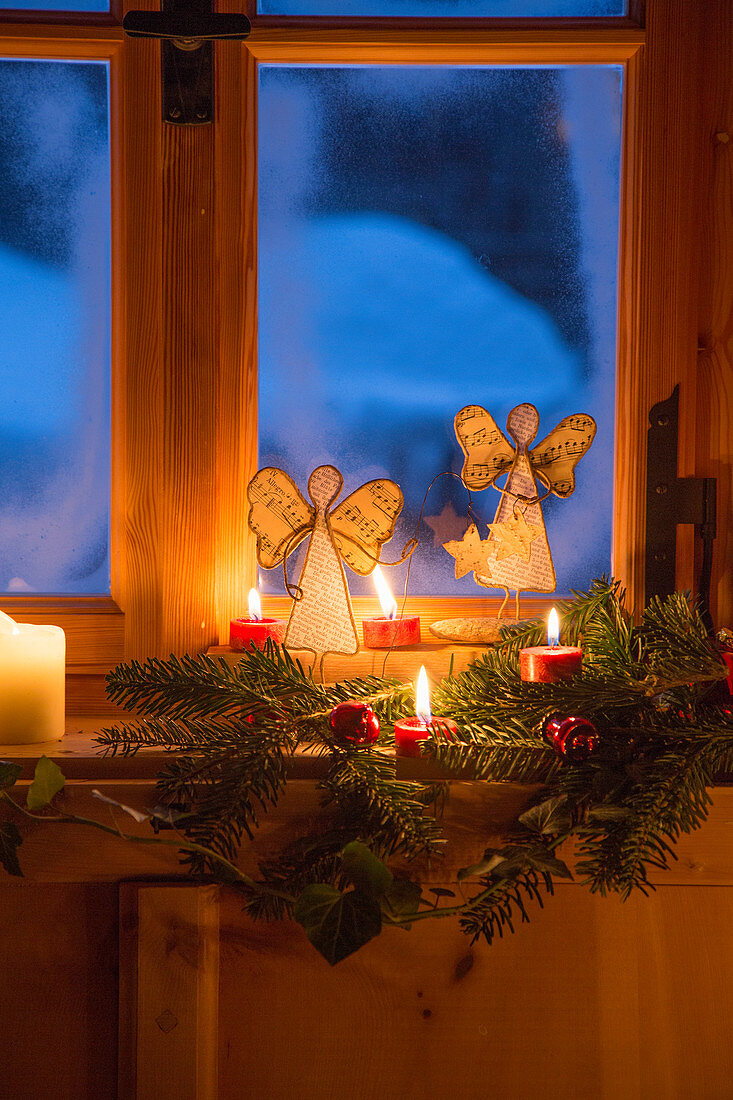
[[477, 404, 555, 594], [285, 466, 360, 655]]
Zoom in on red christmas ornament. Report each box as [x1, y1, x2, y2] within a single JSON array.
[[329, 701, 380, 747], [544, 714, 599, 762]]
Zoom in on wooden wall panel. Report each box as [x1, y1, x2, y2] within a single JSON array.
[[0, 885, 118, 1100], [696, 0, 733, 628], [218, 885, 733, 1100], [119, 885, 219, 1100], [615, 0, 703, 608]]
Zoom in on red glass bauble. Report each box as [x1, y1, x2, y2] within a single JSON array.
[[544, 714, 599, 762], [329, 701, 380, 747]]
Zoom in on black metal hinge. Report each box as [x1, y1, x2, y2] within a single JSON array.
[[123, 0, 251, 126], [646, 385, 717, 616]]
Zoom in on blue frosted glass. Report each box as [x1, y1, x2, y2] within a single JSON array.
[[258, 65, 621, 599], [0, 60, 111, 594], [260, 1, 624, 16], [2, 0, 107, 10]]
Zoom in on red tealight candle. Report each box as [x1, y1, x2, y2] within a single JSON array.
[[519, 608, 582, 683], [394, 666, 457, 757], [362, 565, 421, 649], [229, 588, 287, 652]]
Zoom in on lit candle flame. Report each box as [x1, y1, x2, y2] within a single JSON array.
[[372, 565, 397, 621], [416, 665, 432, 725], [248, 588, 262, 622], [547, 607, 560, 647]]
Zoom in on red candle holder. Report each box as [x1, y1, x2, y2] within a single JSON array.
[[394, 716, 457, 758], [519, 645, 582, 683], [229, 617, 287, 652], [362, 615, 421, 649]]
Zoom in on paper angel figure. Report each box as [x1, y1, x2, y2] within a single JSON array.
[[247, 464, 403, 658], [452, 403, 596, 609]]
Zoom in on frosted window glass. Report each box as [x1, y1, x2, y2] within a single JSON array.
[[2, 0, 108, 10], [258, 65, 621, 598], [0, 60, 111, 594], [259, 1, 625, 17]]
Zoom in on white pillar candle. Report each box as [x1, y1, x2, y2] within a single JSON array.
[[0, 609, 65, 744]]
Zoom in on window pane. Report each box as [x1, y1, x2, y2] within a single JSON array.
[[259, 1, 625, 17], [258, 65, 622, 599], [0, 59, 111, 594], [2, 0, 108, 11]]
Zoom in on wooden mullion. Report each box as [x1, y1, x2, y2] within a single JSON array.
[[245, 28, 644, 64]]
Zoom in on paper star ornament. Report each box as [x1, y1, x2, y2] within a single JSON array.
[[425, 501, 470, 548], [487, 511, 542, 563], [443, 524, 494, 579]]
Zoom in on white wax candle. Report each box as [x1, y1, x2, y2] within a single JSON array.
[[0, 611, 65, 744]]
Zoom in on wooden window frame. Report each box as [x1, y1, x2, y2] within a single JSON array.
[[1, 1, 729, 710]]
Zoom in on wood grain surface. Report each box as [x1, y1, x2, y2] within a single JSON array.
[[120, 885, 219, 1100], [217, 884, 733, 1100]]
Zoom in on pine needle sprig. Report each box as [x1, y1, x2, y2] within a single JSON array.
[[159, 734, 291, 875], [94, 715, 255, 756], [427, 739, 560, 783], [459, 861, 556, 945], [573, 745, 713, 898], [319, 753, 446, 861], [639, 593, 728, 693]]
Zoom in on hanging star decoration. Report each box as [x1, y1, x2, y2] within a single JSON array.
[[487, 508, 542, 563], [443, 524, 494, 580], [424, 501, 470, 548]]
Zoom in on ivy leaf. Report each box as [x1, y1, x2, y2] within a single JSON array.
[[341, 841, 393, 898], [0, 822, 23, 877], [380, 877, 422, 923], [0, 761, 22, 791], [457, 852, 506, 883], [523, 851, 573, 880], [294, 884, 382, 965], [26, 756, 65, 810], [519, 796, 573, 836]]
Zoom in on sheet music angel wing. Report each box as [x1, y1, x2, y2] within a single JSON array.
[[529, 414, 597, 498], [330, 479, 404, 575], [247, 467, 315, 569], [454, 405, 515, 491]]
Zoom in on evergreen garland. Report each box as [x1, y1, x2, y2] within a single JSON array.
[[1, 578, 731, 965]]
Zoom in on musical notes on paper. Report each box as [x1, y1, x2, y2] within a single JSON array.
[[247, 463, 403, 658], [450, 401, 596, 606]]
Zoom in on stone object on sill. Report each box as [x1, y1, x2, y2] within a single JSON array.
[[429, 617, 520, 644]]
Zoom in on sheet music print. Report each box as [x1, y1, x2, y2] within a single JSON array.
[[247, 468, 315, 568], [453, 402, 596, 598], [332, 480, 403, 574], [454, 405, 514, 490], [247, 464, 403, 657]]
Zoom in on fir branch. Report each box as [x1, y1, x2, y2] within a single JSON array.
[[319, 752, 446, 861], [574, 745, 714, 898], [427, 739, 560, 783], [94, 715, 252, 756], [459, 867, 553, 945]]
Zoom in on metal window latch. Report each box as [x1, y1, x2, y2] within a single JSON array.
[[123, 0, 251, 126], [646, 385, 717, 619]]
